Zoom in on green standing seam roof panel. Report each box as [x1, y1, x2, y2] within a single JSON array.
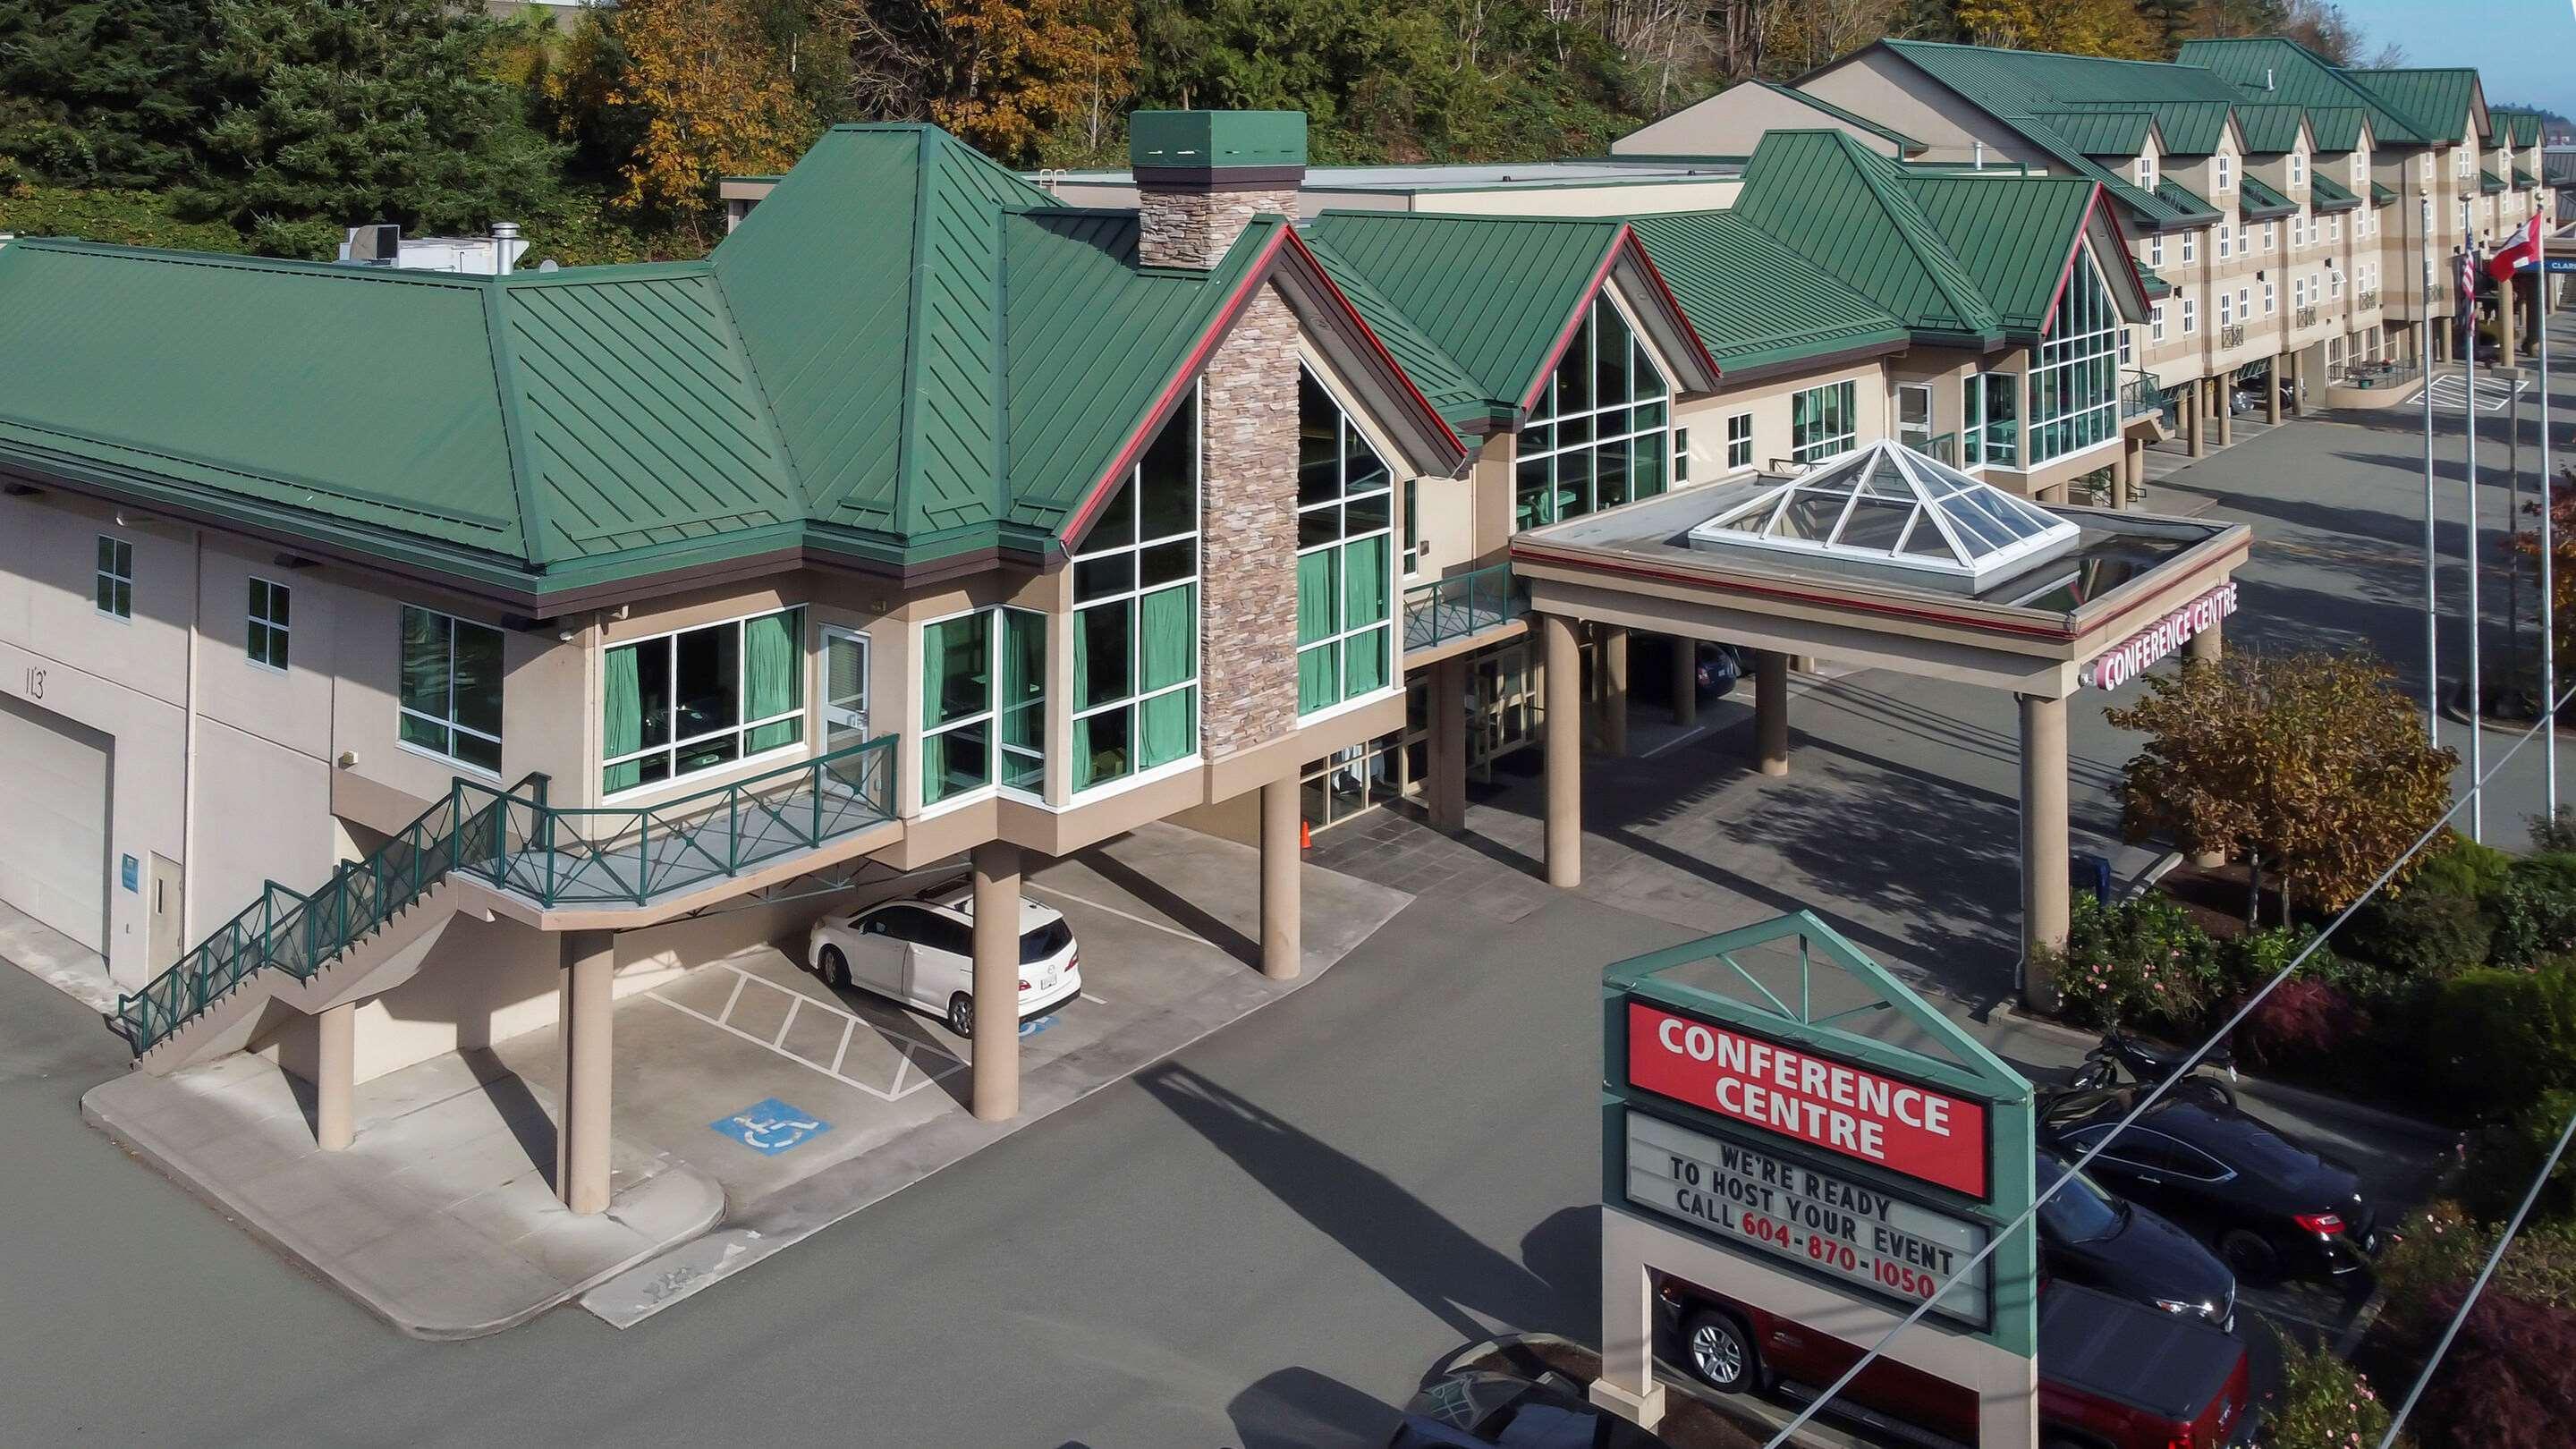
[[2306, 174, 2360, 211], [1754, 81, 1925, 153], [2152, 178, 2222, 223], [2174, 38, 2428, 146], [1622, 209, 1909, 372], [2235, 174, 2297, 219], [2515, 165, 2539, 190], [2303, 106, 2368, 153], [1303, 211, 1628, 410], [2371, 180, 2397, 207], [1731, 130, 2002, 342], [2134, 264, 2172, 300], [2232, 105, 2309, 156], [2029, 108, 2158, 157], [1901, 174, 2099, 335], [2346, 69, 2482, 145], [1301, 234, 1492, 428], [2480, 168, 2506, 194], [2050, 99, 2236, 157]]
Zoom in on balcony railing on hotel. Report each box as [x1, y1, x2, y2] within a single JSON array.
[[2120, 369, 2168, 422], [2218, 323, 2246, 350], [1918, 432, 1958, 467], [2296, 305, 2319, 327], [1403, 561, 1526, 654], [2356, 290, 2379, 310]]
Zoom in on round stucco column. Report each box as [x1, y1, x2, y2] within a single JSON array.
[[1754, 650, 1790, 777], [1671, 636, 1699, 726], [314, 1000, 355, 1151], [970, 840, 1023, 1120], [1258, 781, 1302, 979], [559, 928, 615, 1214], [2020, 693, 2071, 1013], [1599, 625, 1630, 758], [1541, 613, 1583, 889]]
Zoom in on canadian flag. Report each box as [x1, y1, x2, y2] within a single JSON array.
[[2489, 216, 2545, 280]]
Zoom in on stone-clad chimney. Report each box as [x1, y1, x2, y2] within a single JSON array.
[[1131, 111, 1308, 269]]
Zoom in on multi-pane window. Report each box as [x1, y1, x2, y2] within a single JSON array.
[[2182, 297, 2198, 334], [2217, 290, 2233, 327], [2289, 153, 2306, 189], [2180, 233, 2197, 264], [2351, 152, 2366, 187], [1674, 429, 1690, 483], [399, 606, 504, 774], [1073, 387, 1200, 792], [1790, 380, 1857, 463], [94, 535, 132, 619], [921, 607, 1047, 807], [601, 607, 805, 794], [1512, 297, 1674, 529], [2215, 155, 2233, 192], [2148, 235, 2165, 268], [2237, 286, 2250, 323], [2292, 275, 2309, 309], [2263, 279, 2276, 315], [2217, 225, 2233, 259], [1297, 369, 1395, 716], [1724, 411, 1753, 470], [2136, 156, 2157, 191], [247, 577, 289, 671], [2150, 302, 2168, 343], [2023, 247, 2121, 465], [2264, 222, 2276, 253], [1962, 371, 2019, 468], [2330, 268, 2343, 300]]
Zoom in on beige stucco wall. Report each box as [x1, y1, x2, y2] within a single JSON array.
[[1797, 53, 2041, 168], [1672, 358, 1893, 480], [1614, 84, 1907, 160]]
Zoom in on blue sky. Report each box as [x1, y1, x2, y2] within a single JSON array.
[[2338, 0, 2576, 121]]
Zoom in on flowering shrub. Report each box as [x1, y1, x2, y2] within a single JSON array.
[[2236, 976, 2365, 1071], [2255, 1328, 2391, 1449], [2404, 1287, 2576, 1449], [2048, 894, 2217, 1031]]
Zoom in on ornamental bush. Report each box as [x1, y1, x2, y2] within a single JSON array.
[[2460, 1088, 2576, 1222], [2493, 856, 2576, 966], [2403, 1287, 2576, 1449], [2048, 894, 2218, 1032], [2235, 977, 2366, 1072], [2428, 960, 2576, 1116], [2255, 1328, 2393, 1449], [2345, 887, 2495, 979], [2411, 833, 2516, 902]]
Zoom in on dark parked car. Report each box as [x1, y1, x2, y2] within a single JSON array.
[[2039, 1151, 2238, 1328], [1388, 1370, 1666, 1449], [2039, 1087, 2380, 1284], [1657, 1275, 2255, 1449], [1631, 639, 1743, 708]]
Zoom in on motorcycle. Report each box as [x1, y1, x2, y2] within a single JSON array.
[[2069, 1028, 2238, 1106]]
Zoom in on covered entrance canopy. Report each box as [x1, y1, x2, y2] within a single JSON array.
[[1511, 438, 2249, 1004]]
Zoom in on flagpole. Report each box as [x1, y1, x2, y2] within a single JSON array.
[[2426, 196, 2442, 745], [2546, 259, 2560, 820], [2466, 206, 2487, 843]]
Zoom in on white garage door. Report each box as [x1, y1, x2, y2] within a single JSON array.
[[0, 694, 111, 953]]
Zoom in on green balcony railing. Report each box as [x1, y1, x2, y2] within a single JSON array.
[[1403, 562, 1526, 654], [2121, 369, 2170, 424], [1917, 432, 1959, 467], [111, 735, 899, 1058]]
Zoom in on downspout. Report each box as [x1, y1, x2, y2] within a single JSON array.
[[181, 527, 201, 950]]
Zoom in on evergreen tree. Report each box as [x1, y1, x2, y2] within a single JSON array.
[[0, 0, 214, 187], [182, 0, 565, 257]]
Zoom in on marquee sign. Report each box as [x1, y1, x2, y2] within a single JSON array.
[[1624, 1111, 1993, 1329], [1627, 1001, 1990, 1198], [2081, 580, 2238, 691]]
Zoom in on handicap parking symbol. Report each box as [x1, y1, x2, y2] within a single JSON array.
[[710, 1097, 833, 1157], [1018, 1014, 1056, 1039]]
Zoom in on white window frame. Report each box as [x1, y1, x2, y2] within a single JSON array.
[[1513, 292, 1675, 527], [1072, 383, 1203, 795], [600, 606, 809, 800], [2237, 286, 2250, 324], [2328, 214, 2341, 243], [2182, 296, 2199, 335], [2180, 232, 2197, 264], [1298, 363, 1400, 722], [2351, 152, 2366, 187], [1790, 379, 1859, 463], [2217, 224, 2233, 260], [1724, 411, 1753, 470], [397, 605, 504, 776], [2148, 234, 2165, 269], [2264, 222, 2276, 253], [2215, 154, 2233, 193], [2150, 301, 2168, 344], [2262, 278, 2276, 315], [2136, 156, 2157, 191], [2216, 290, 2233, 327], [94, 533, 132, 621], [2330, 267, 2343, 300], [2289, 152, 2306, 190], [919, 606, 997, 812], [248, 575, 290, 673]]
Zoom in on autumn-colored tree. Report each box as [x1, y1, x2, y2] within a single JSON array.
[[2108, 648, 2457, 923], [603, 0, 815, 221], [2508, 471, 2576, 673], [1955, 0, 2161, 58], [836, 0, 1132, 163]]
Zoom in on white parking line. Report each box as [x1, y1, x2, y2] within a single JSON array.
[[1026, 881, 1208, 948], [648, 964, 964, 1103], [2426, 373, 2528, 413]]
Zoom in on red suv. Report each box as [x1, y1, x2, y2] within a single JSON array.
[[1657, 1275, 2256, 1449]]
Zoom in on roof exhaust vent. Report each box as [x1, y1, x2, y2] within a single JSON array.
[[2265, 68, 2276, 91], [343, 223, 401, 265]]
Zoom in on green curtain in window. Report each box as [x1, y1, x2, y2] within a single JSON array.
[[923, 730, 949, 805], [1343, 535, 1388, 630], [743, 610, 802, 754], [1140, 583, 1194, 692], [1140, 688, 1194, 769], [1297, 550, 1337, 645], [1072, 607, 1097, 711], [603, 645, 643, 793], [1298, 646, 1337, 715], [1072, 716, 1096, 792], [1344, 627, 1386, 699]]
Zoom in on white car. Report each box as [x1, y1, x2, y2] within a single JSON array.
[[806, 883, 1080, 1038]]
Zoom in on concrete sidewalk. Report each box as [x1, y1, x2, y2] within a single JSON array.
[[83, 1048, 721, 1339]]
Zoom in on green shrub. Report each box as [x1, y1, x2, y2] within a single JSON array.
[[2380, 1201, 2576, 1325], [2462, 1089, 2576, 1221], [2429, 959, 2576, 1116], [2530, 807, 2576, 854], [2048, 894, 2218, 1031], [2491, 863, 2576, 966], [2258, 1326, 2395, 1449], [2347, 888, 2496, 978], [2412, 832, 2516, 902]]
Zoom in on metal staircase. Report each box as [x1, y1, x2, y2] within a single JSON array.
[[110, 736, 899, 1068]]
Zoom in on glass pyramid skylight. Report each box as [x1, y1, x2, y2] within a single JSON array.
[[1684, 438, 2080, 592]]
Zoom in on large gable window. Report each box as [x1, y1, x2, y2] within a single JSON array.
[[922, 607, 1046, 807], [401, 606, 504, 775], [2024, 245, 2121, 466], [1513, 296, 1673, 530], [602, 607, 805, 794], [1072, 388, 1200, 792], [1791, 380, 1857, 463], [1297, 368, 1395, 716]]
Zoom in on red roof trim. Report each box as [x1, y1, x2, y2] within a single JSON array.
[[2043, 187, 2148, 335], [1516, 226, 1721, 413], [1279, 226, 1467, 457]]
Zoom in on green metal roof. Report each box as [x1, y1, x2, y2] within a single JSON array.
[[2308, 173, 2360, 211], [2303, 106, 2368, 153], [1301, 234, 1492, 430], [2515, 165, 2540, 190], [1901, 174, 2101, 335], [1301, 211, 1631, 410], [2236, 174, 2296, 219], [1730, 130, 2003, 344], [2370, 180, 2397, 206], [2134, 264, 2172, 300], [2029, 108, 2158, 157], [2174, 38, 2428, 146], [2087, 100, 2237, 157], [2494, 111, 2545, 147], [2480, 167, 2506, 194], [2152, 178, 2222, 224], [2347, 69, 2482, 145], [1755, 82, 1924, 152], [2233, 104, 2309, 156], [1131, 110, 1309, 169], [1623, 209, 1909, 373]]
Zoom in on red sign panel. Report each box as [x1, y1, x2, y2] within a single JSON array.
[[1625, 1002, 1989, 1198]]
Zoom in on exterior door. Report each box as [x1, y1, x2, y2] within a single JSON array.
[[822, 627, 869, 749], [1896, 384, 1934, 452], [148, 854, 184, 970], [0, 693, 112, 954]]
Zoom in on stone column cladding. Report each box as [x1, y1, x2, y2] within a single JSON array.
[[1138, 185, 1302, 271], [1198, 281, 1304, 762]]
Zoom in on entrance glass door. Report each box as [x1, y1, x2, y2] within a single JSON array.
[[1897, 384, 1933, 452], [823, 627, 869, 748]]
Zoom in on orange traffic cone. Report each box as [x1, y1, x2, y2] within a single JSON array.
[[1300, 819, 1312, 850]]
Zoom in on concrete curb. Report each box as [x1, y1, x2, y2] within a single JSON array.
[[1987, 1003, 2461, 1145], [82, 1079, 724, 1340]]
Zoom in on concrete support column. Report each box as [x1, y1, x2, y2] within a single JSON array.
[[2184, 379, 2204, 457], [1541, 613, 1583, 889], [314, 1000, 355, 1151], [2267, 355, 2284, 424], [1427, 655, 1469, 834], [557, 928, 614, 1215], [2288, 349, 2305, 415], [1599, 625, 1630, 758], [971, 840, 1024, 1118], [2020, 693, 2070, 1013], [1589, 1214, 1669, 1433], [1258, 782, 1302, 979], [1670, 637, 1698, 726], [2214, 377, 2233, 446], [1754, 649, 1790, 777], [2185, 618, 2224, 666]]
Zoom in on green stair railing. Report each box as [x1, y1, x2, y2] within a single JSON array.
[[111, 734, 903, 1057], [1402, 562, 1526, 654], [2122, 369, 2171, 427], [113, 769, 551, 1055]]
